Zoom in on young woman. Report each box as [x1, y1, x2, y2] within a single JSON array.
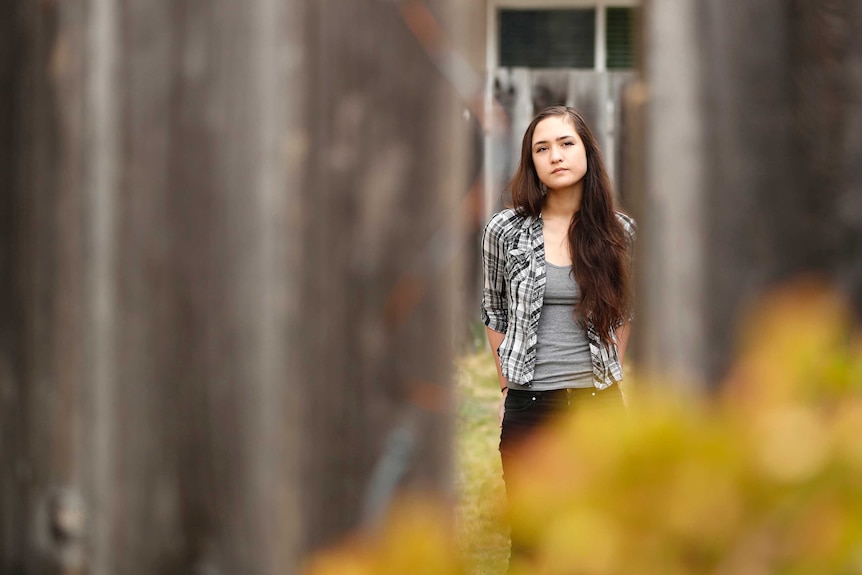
[[480, 106, 635, 544]]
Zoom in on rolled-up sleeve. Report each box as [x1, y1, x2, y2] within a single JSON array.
[[618, 213, 637, 325], [480, 218, 508, 333]]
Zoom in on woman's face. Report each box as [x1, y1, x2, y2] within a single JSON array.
[[531, 115, 588, 193]]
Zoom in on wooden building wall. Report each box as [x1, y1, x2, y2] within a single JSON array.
[[0, 0, 468, 572]]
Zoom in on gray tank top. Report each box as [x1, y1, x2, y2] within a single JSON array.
[[527, 262, 594, 390]]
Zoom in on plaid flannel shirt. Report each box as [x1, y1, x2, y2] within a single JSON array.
[[480, 208, 636, 389]]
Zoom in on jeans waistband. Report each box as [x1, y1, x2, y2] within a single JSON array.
[[507, 385, 618, 400]]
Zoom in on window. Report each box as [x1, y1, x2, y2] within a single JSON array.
[[497, 6, 637, 71], [606, 7, 635, 69], [499, 9, 596, 69]]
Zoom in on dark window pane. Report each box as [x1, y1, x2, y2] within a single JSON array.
[[499, 9, 596, 69], [606, 7, 635, 70]]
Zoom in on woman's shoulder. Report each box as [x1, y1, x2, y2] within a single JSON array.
[[484, 208, 527, 237]]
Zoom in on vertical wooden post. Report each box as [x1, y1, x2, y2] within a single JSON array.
[[296, 0, 466, 554], [1, 0, 464, 571], [0, 2, 90, 572], [635, 0, 862, 387], [633, 0, 708, 389]]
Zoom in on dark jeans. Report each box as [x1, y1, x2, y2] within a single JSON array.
[[498, 385, 624, 569]]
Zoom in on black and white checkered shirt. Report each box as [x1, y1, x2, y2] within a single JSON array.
[[480, 208, 636, 389]]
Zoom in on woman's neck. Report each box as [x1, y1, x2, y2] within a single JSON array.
[[542, 185, 583, 221]]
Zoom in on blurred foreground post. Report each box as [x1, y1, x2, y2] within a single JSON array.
[[297, 0, 467, 553], [634, 0, 862, 387], [0, 0, 464, 572]]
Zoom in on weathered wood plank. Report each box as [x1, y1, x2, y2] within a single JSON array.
[[1, 0, 464, 571], [636, 0, 862, 387]]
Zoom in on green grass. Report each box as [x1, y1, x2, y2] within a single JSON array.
[[454, 350, 510, 575]]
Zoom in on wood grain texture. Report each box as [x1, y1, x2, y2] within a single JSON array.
[[635, 0, 862, 387], [2, 0, 465, 572]]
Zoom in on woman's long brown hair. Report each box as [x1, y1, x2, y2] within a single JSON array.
[[508, 106, 633, 345]]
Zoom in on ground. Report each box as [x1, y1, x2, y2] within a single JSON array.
[[454, 350, 510, 575]]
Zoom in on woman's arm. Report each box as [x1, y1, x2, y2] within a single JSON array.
[[485, 326, 509, 426], [485, 327, 508, 392], [615, 212, 635, 368], [480, 218, 509, 333], [480, 216, 511, 425], [614, 322, 632, 367]]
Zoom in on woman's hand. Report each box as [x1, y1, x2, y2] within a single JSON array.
[[499, 387, 508, 427]]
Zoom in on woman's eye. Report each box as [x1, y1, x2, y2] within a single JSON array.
[[563, 141, 574, 147]]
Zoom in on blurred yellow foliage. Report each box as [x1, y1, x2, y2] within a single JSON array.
[[304, 281, 862, 574], [301, 496, 466, 575]]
